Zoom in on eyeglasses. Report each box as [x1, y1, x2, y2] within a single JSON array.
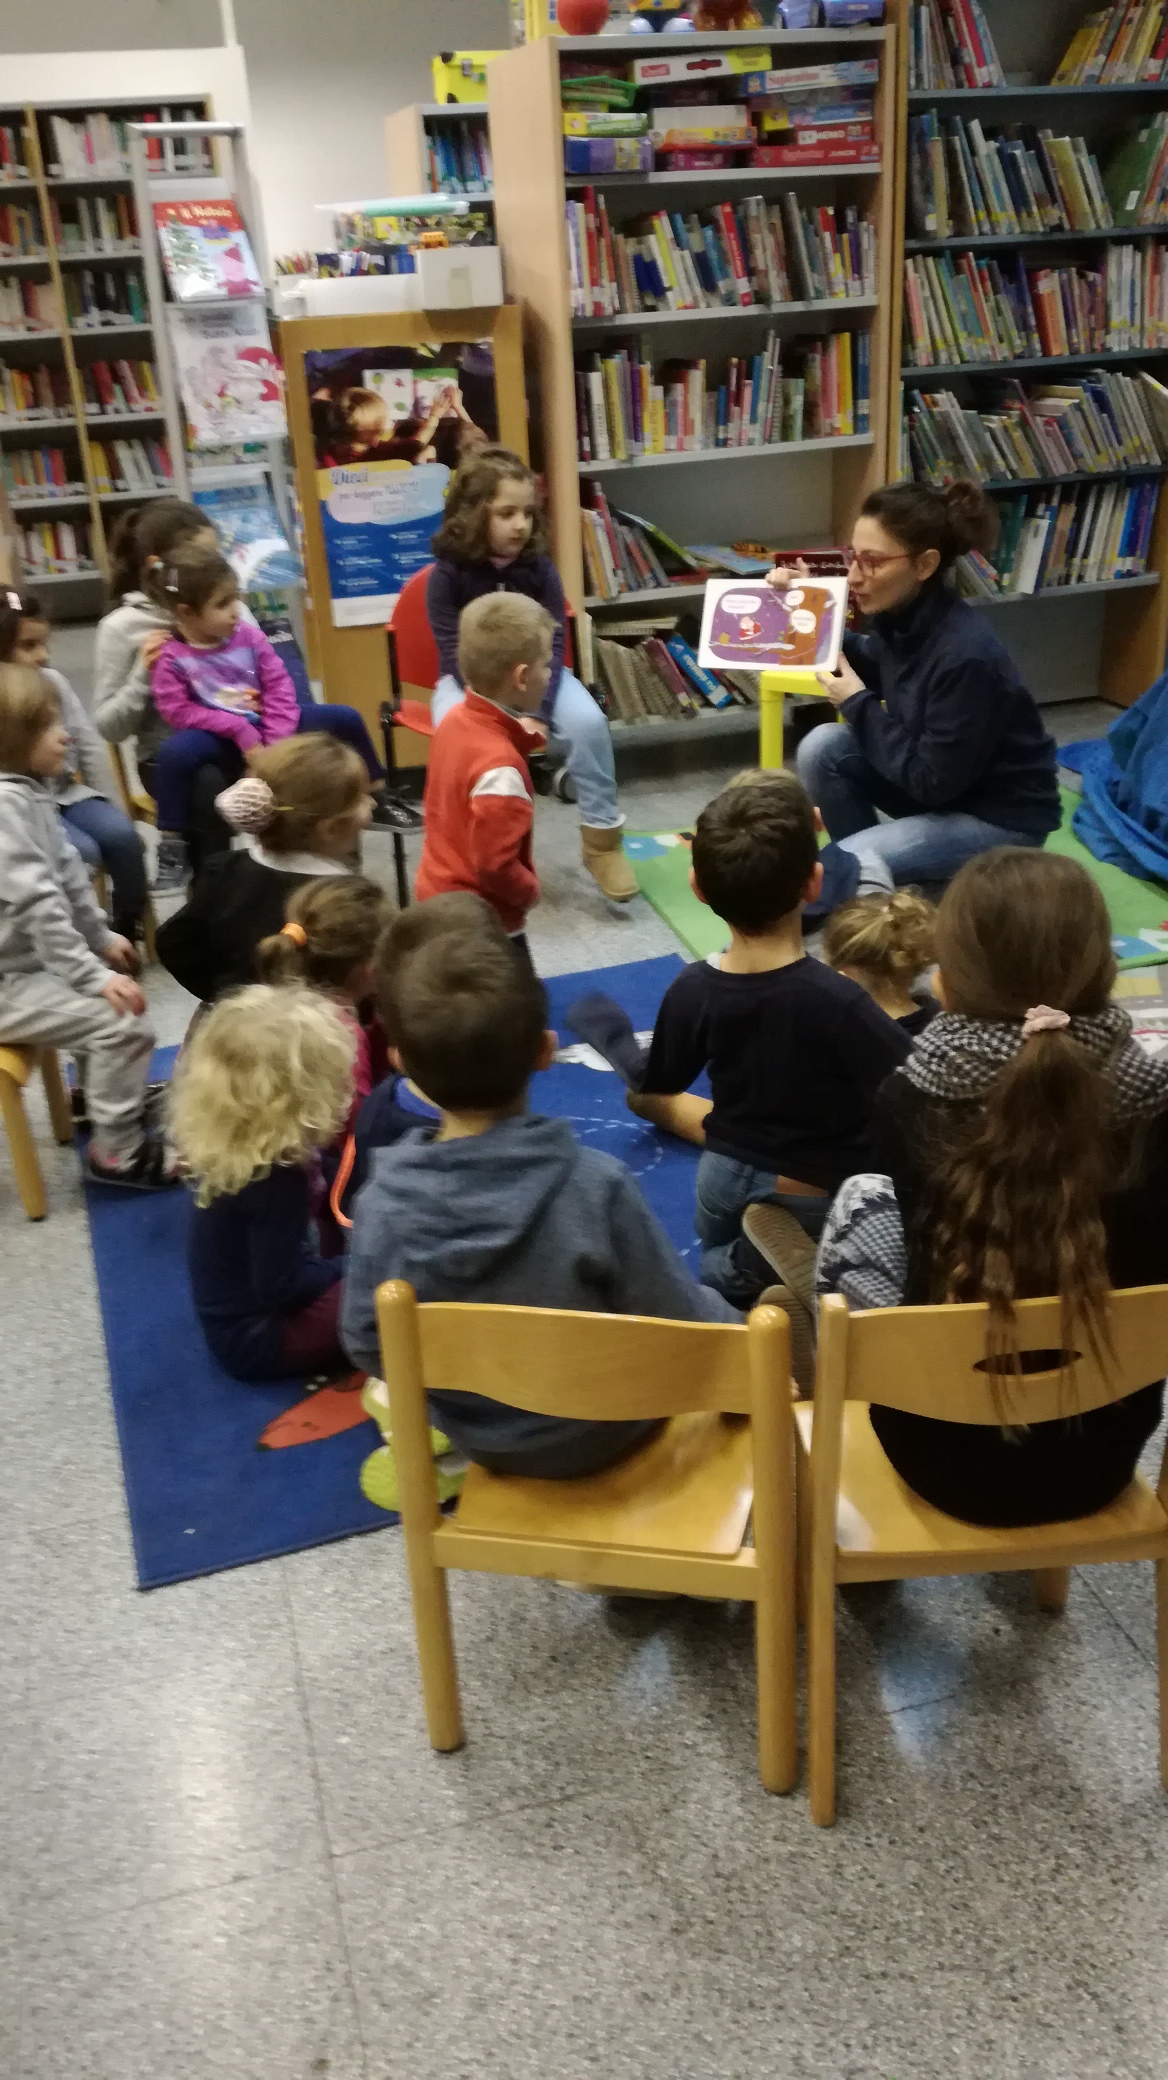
[[842, 546, 914, 577]]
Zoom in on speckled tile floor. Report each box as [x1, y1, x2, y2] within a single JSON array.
[[3, 639, 1163, 2079]]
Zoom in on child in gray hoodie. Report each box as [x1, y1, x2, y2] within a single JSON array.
[[342, 893, 737, 1476], [0, 664, 176, 1190]]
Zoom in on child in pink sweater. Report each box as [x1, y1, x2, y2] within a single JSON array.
[[147, 544, 387, 883]]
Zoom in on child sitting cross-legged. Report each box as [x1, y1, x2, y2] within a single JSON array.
[[341, 892, 738, 1479], [155, 735, 372, 1005], [821, 886, 939, 1037], [632, 770, 911, 1309], [0, 663, 176, 1190], [170, 984, 358, 1382], [416, 590, 554, 955]]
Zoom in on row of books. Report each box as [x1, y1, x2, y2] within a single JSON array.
[[1054, 4, 1168, 85], [0, 126, 28, 180], [80, 358, 160, 417], [1106, 114, 1168, 227], [576, 330, 870, 462], [581, 493, 780, 602], [61, 267, 147, 329], [16, 518, 96, 578], [2, 448, 87, 500], [0, 204, 42, 258], [0, 359, 71, 420], [907, 0, 1006, 91], [593, 627, 758, 727], [903, 248, 1168, 367], [52, 193, 137, 253], [44, 109, 211, 180], [908, 114, 1114, 243], [956, 479, 1162, 598], [903, 371, 1168, 487], [0, 277, 58, 333], [426, 120, 492, 196], [567, 189, 877, 318], [86, 437, 172, 494]]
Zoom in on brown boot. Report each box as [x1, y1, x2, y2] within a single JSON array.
[[581, 823, 638, 902]]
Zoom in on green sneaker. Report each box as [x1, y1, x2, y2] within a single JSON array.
[[360, 1443, 466, 1514], [359, 1376, 451, 1456]]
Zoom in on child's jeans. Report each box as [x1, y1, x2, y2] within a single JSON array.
[[59, 797, 148, 933], [696, 1149, 829, 1308], [151, 705, 387, 832], [0, 969, 155, 1159], [432, 670, 622, 830]]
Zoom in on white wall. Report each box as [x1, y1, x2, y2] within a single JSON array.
[[0, 0, 512, 255]]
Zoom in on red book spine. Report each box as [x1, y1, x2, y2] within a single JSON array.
[[716, 202, 753, 306]]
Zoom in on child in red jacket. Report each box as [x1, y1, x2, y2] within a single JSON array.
[[416, 590, 554, 950]]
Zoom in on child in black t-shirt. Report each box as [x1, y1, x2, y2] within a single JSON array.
[[636, 771, 910, 1306]]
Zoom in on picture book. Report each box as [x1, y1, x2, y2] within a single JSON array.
[[167, 303, 286, 445], [192, 470, 301, 590], [154, 200, 263, 302], [698, 575, 847, 673]]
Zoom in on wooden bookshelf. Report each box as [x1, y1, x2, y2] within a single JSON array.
[[0, 94, 210, 611], [487, 22, 896, 680], [385, 101, 493, 202], [884, 0, 1168, 707]]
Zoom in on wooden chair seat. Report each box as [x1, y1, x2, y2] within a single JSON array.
[[796, 1401, 1168, 1580], [450, 1410, 754, 1561], [0, 1045, 73, 1219]]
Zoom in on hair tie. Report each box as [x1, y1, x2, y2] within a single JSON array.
[[280, 921, 308, 948], [214, 775, 277, 833], [5, 589, 21, 611], [1022, 1005, 1071, 1040], [164, 565, 180, 595]]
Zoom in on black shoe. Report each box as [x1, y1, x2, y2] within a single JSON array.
[[370, 790, 424, 832], [72, 1080, 168, 1134], [85, 1136, 180, 1191]]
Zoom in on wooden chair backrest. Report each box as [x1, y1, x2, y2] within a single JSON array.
[[816, 1286, 1168, 1429]]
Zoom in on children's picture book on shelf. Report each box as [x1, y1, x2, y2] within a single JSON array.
[[698, 574, 847, 675], [167, 303, 286, 445], [192, 470, 302, 590], [154, 200, 263, 302], [303, 340, 498, 625]]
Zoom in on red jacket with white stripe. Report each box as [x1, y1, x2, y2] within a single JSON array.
[[415, 690, 539, 934]]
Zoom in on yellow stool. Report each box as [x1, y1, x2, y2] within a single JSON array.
[[758, 671, 842, 771], [0, 1046, 74, 1220]]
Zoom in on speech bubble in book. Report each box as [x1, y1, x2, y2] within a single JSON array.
[[698, 574, 847, 675]]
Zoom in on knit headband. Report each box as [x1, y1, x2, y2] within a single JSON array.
[[904, 1003, 1168, 1122]]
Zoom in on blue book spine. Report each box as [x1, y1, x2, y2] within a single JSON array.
[[855, 331, 870, 432], [716, 384, 728, 446], [666, 634, 734, 708]]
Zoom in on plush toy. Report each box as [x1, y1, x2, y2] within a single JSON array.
[[630, 0, 694, 30], [692, 0, 765, 24]]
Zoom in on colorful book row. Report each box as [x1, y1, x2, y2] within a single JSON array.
[[426, 120, 492, 196], [16, 517, 96, 577], [81, 358, 160, 416], [0, 359, 70, 418], [86, 436, 172, 494], [0, 277, 58, 332], [909, 115, 1114, 244], [567, 187, 877, 318], [903, 370, 1168, 487], [0, 204, 42, 258], [575, 330, 870, 462], [1054, 5, 1168, 86], [957, 479, 1161, 597], [593, 628, 757, 726], [903, 246, 1168, 367], [52, 192, 137, 252], [908, 0, 1006, 92], [2, 448, 85, 497], [62, 267, 146, 328]]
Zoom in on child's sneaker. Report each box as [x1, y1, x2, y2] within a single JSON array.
[[85, 1137, 180, 1191], [153, 833, 189, 893], [72, 1080, 169, 1133]]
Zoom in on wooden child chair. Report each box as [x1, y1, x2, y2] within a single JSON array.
[[799, 1287, 1168, 1826], [0, 1046, 73, 1219], [107, 741, 159, 963], [376, 1283, 798, 1794]]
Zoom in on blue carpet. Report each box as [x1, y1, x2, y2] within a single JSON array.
[[88, 956, 697, 1589]]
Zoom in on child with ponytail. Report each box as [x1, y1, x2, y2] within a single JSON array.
[[822, 887, 938, 1035], [817, 848, 1168, 1527], [255, 876, 393, 1139], [155, 734, 372, 1004]]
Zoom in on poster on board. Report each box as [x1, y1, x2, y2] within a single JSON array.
[[304, 339, 498, 628], [698, 574, 848, 675]]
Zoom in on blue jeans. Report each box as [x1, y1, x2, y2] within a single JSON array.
[[59, 796, 148, 931], [796, 722, 1045, 885], [696, 1149, 829, 1309], [150, 704, 386, 832], [433, 670, 621, 829]]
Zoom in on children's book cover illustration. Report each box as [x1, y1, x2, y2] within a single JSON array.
[[698, 574, 847, 672]]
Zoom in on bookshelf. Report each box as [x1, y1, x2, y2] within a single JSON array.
[[384, 102, 493, 202], [885, 0, 1168, 706], [486, 24, 895, 737], [0, 94, 211, 611]]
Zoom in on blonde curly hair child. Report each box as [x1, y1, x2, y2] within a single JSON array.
[[170, 985, 357, 1380], [822, 887, 938, 1033]]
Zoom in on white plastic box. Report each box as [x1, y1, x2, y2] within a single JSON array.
[[272, 246, 503, 320]]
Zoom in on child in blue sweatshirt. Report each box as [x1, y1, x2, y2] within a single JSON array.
[[342, 892, 736, 1476]]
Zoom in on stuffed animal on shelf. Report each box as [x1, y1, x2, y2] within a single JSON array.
[[691, 0, 765, 24]]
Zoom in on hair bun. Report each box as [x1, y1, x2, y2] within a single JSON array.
[[215, 775, 276, 833], [941, 478, 998, 557]]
